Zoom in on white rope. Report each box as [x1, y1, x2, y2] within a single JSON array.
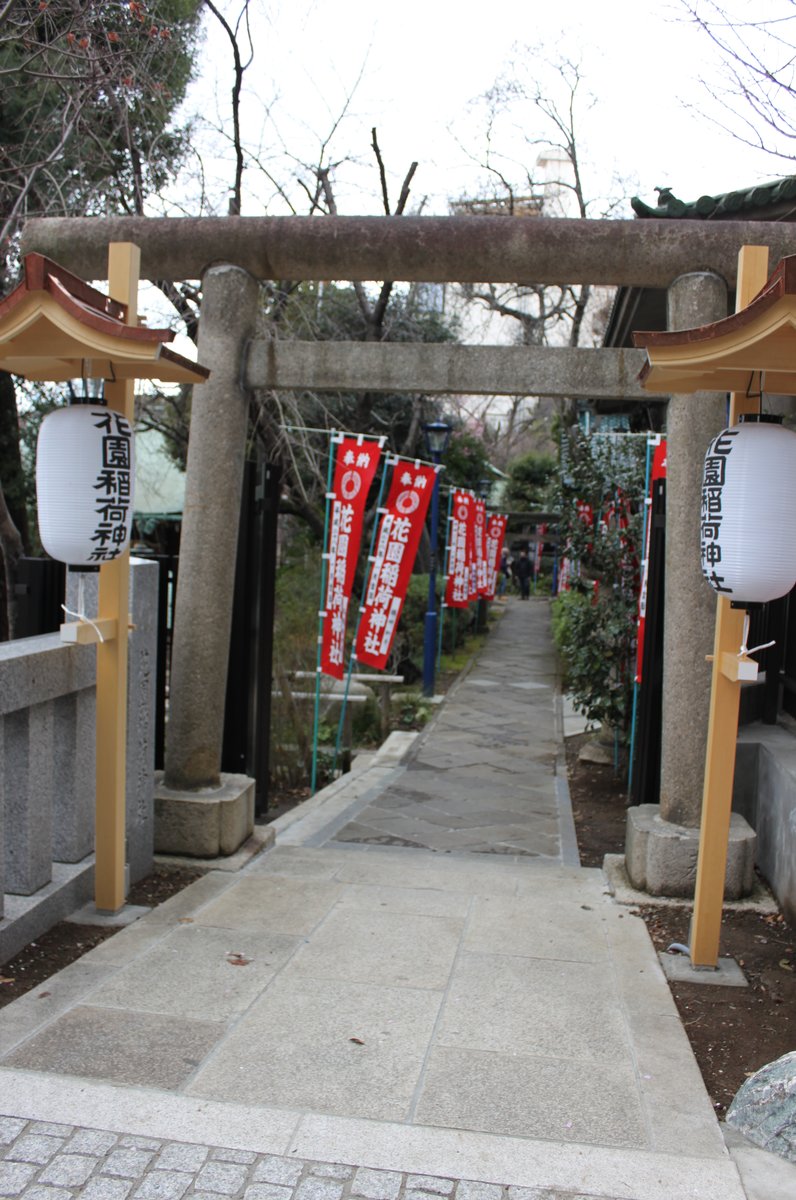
[[739, 612, 775, 659], [61, 573, 105, 643]]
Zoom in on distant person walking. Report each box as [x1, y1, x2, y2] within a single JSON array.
[[513, 548, 532, 600]]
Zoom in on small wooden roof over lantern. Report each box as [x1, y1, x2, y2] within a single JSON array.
[[634, 253, 796, 395], [0, 253, 209, 384]]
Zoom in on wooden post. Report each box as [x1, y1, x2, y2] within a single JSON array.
[[690, 244, 770, 967], [93, 242, 138, 913]]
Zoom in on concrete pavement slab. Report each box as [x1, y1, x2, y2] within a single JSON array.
[[86, 923, 300, 1021], [335, 884, 472, 919], [0, 960, 112, 1057], [4, 1006, 225, 1088], [626, 1009, 728, 1157], [301, 850, 538, 896], [287, 1111, 745, 1200], [186, 976, 444, 1120], [413, 1044, 647, 1146], [435, 953, 631, 1064], [193, 875, 344, 935], [254, 846, 356, 879], [138, 870, 240, 925], [462, 894, 610, 962], [285, 906, 464, 989]]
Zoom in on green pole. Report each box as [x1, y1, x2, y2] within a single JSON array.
[[311, 431, 339, 794]]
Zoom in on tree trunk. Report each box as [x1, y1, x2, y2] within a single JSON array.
[[0, 370, 30, 552]]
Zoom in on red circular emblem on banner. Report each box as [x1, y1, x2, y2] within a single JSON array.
[[456, 503, 468, 521], [395, 490, 419, 515], [340, 471, 361, 501]]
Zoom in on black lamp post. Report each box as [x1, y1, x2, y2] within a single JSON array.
[[423, 420, 452, 697]]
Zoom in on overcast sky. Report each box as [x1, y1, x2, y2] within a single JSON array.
[[182, 0, 786, 220]]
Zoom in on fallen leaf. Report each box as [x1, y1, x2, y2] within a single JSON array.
[[38, 991, 51, 998], [349, 1036, 365, 1045], [226, 953, 251, 967], [0, 975, 15, 985], [779, 959, 793, 971], [178, 918, 194, 924]]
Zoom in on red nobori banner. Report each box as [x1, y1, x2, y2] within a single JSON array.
[[473, 499, 489, 596], [444, 490, 475, 609], [484, 512, 508, 599], [356, 461, 438, 670], [320, 435, 383, 678]]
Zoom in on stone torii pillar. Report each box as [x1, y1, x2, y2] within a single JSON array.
[[155, 264, 261, 857], [625, 270, 756, 897]]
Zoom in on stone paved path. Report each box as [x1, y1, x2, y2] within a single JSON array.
[[320, 600, 576, 863], [0, 598, 760, 1200], [0, 1115, 627, 1200]]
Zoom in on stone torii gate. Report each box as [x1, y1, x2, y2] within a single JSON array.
[[21, 214, 796, 891]]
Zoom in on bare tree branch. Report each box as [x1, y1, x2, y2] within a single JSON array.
[[201, 0, 253, 213], [371, 127, 392, 214], [678, 0, 796, 162]]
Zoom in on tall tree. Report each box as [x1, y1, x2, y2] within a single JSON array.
[[0, 0, 203, 268], [448, 50, 621, 461], [0, 0, 203, 635]]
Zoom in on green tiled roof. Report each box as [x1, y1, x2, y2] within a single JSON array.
[[631, 178, 796, 219]]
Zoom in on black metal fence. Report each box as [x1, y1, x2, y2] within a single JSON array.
[[13, 557, 65, 638], [133, 457, 282, 816]]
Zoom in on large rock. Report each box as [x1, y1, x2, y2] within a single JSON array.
[[726, 1051, 796, 1162]]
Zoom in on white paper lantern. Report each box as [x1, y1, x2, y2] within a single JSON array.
[[36, 405, 135, 567], [701, 416, 796, 603]]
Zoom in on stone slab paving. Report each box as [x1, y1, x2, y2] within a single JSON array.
[[324, 600, 575, 862], [0, 846, 746, 1198], [0, 597, 763, 1199]]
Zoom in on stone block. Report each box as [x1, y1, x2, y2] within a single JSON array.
[[127, 558, 158, 882], [4, 700, 54, 895], [625, 803, 756, 899], [51, 688, 95, 863], [0, 634, 95, 716], [154, 772, 254, 857], [0, 858, 95, 964], [727, 1050, 796, 1163]]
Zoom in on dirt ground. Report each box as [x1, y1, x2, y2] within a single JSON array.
[[567, 730, 796, 1115], [2, 730, 795, 1121]]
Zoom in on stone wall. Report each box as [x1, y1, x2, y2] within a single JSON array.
[[0, 558, 157, 961], [733, 724, 796, 924]]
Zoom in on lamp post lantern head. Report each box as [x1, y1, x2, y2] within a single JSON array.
[[424, 420, 452, 460]]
